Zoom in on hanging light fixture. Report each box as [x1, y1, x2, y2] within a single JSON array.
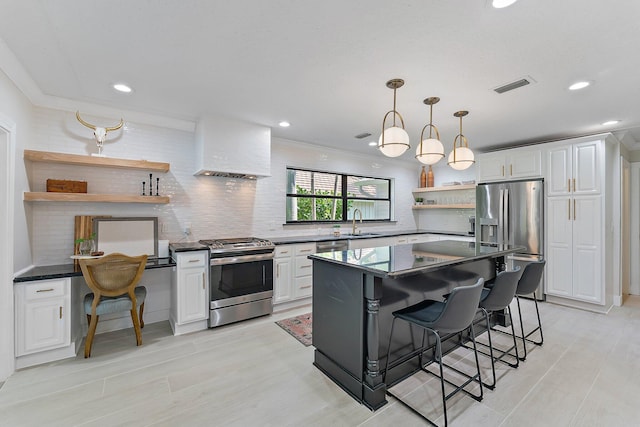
[[416, 97, 445, 165], [448, 110, 475, 170], [378, 78, 410, 157]]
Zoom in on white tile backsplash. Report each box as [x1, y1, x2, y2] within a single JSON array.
[[26, 109, 432, 264]]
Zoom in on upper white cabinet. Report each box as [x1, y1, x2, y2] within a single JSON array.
[[477, 146, 542, 183], [547, 140, 601, 197]]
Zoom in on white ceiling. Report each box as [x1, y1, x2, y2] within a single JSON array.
[[2, 0, 640, 158]]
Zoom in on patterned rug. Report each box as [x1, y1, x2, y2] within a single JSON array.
[[276, 313, 312, 346]]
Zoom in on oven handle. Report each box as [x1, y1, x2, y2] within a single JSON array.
[[210, 252, 274, 266]]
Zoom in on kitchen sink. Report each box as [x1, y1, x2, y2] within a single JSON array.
[[343, 232, 380, 237]]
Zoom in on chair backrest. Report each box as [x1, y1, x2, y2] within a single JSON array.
[[480, 267, 522, 312], [79, 253, 147, 298], [434, 277, 484, 334], [516, 260, 546, 296]]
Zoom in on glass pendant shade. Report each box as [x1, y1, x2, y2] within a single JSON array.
[[416, 138, 445, 165], [378, 126, 410, 157], [447, 146, 475, 170]]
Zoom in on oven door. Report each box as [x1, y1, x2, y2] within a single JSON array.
[[209, 252, 274, 308]]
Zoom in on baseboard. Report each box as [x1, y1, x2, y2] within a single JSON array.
[[273, 297, 311, 313]]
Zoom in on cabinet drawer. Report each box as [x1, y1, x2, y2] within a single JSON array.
[[275, 245, 294, 258], [177, 252, 207, 268], [294, 256, 313, 277], [295, 243, 316, 257], [294, 276, 313, 298], [24, 280, 66, 301]]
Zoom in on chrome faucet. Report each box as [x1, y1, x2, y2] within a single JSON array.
[[352, 208, 362, 235]]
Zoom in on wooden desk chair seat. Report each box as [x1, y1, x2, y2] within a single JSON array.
[[79, 253, 148, 358]]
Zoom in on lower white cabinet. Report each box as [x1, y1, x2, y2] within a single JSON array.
[[170, 250, 209, 335], [274, 243, 315, 305], [15, 278, 71, 356]]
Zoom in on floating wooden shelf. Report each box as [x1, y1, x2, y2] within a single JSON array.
[[412, 204, 475, 210], [24, 192, 170, 204], [24, 149, 170, 172], [413, 184, 476, 193]]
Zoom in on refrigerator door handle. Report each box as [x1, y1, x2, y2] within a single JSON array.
[[498, 188, 504, 244], [503, 188, 510, 245]]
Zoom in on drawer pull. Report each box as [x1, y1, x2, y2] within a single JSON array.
[[299, 285, 312, 289], [37, 288, 55, 293], [188, 259, 200, 263], [300, 265, 311, 269], [59, 306, 63, 319]]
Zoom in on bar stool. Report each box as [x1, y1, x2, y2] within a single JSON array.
[[383, 277, 485, 426], [473, 267, 522, 389], [515, 260, 546, 361]]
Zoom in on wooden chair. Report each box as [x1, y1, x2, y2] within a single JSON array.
[[79, 253, 148, 358]]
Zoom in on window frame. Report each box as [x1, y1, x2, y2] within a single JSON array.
[[285, 167, 392, 224]]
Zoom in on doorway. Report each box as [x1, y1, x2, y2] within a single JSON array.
[[0, 113, 16, 381], [621, 158, 630, 301]]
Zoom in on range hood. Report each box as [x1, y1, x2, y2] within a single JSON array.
[[194, 116, 271, 178]]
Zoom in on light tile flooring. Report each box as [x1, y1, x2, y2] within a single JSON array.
[[2, 297, 640, 426]]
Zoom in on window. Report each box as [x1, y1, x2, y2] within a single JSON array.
[[286, 168, 391, 223]]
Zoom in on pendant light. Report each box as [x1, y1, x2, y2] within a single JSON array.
[[378, 79, 410, 157], [448, 110, 475, 170], [415, 97, 445, 165]]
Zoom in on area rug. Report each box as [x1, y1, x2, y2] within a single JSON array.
[[276, 313, 312, 346]]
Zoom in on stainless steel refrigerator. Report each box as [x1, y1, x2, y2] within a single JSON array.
[[476, 178, 545, 299]]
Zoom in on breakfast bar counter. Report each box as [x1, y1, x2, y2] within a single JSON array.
[[309, 240, 522, 410]]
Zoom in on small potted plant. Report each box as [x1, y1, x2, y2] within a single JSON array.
[[414, 197, 424, 205], [75, 233, 96, 255]]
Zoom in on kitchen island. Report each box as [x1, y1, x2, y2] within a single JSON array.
[[309, 240, 522, 410]]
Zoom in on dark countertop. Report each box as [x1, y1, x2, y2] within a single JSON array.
[[309, 240, 521, 278], [269, 229, 474, 245], [169, 242, 209, 252], [14, 257, 176, 283]]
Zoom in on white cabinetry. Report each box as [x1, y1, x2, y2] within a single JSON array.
[[547, 140, 600, 196], [170, 250, 208, 335], [274, 243, 315, 306], [545, 137, 608, 306], [15, 278, 71, 356], [477, 146, 542, 183]]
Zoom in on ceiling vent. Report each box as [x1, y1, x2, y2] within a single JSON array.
[[355, 132, 372, 139], [493, 77, 535, 94]]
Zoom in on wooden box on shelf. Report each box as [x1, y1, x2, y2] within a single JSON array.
[[46, 179, 87, 193]]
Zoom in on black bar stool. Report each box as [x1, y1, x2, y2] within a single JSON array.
[[383, 277, 485, 426], [473, 267, 522, 389], [514, 260, 546, 360]]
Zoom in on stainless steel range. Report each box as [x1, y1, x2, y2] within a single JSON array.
[[199, 237, 275, 327]]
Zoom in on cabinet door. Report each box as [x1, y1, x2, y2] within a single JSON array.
[[274, 257, 292, 303], [477, 152, 506, 182], [178, 268, 207, 323], [508, 148, 542, 179], [547, 145, 572, 196], [16, 279, 70, 356], [573, 141, 600, 195], [545, 197, 573, 298], [572, 196, 602, 303]]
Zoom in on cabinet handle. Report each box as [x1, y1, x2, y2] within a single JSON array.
[[188, 259, 199, 263], [574, 199, 576, 220], [299, 249, 312, 253], [299, 285, 312, 289], [202, 272, 205, 289], [568, 199, 571, 220], [573, 178, 576, 193], [281, 250, 289, 255], [37, 288, 55, 293], [276, 264, 280, 278], [59, 306, 63, 319], [568, 179, 571, 192], [510, 164, 513, 176], [502, 165, 505, 176], [300, 265, 311, 269]]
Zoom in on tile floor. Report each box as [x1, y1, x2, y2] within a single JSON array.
[[2, 297, 640, 426]]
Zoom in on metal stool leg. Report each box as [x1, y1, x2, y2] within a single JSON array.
[[516, 294, 544, 361]]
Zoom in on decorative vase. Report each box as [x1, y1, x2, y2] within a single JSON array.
[[427, 165, 434, 187], [420, 166, 427, 188]]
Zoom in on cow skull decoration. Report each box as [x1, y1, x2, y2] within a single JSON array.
[[76, 111, 124, 156]]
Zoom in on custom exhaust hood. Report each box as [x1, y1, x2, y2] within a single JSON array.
[[194, 116, 271, 178]]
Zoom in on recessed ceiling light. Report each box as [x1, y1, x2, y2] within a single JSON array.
[[492, 0, 518, 8], [601, 120, 620, 126], [278, 121, 290, 127], [113, 83, 132, 93], [568, 81, 591, 91], [368, 141, 378, 147]]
